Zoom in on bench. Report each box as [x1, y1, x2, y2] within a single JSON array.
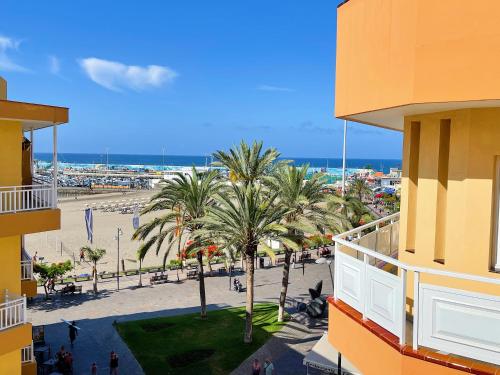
[[275, 258, 286, 266], [125, 270, 139, 276], [100, 272, 117, 279], [299, 253, 312, 262], [187, 270, 198, 280], [58, 284, 83, 295], [148, 267, 162, 274], [319, 248, 331, 257], [150, 274, 168, 285]]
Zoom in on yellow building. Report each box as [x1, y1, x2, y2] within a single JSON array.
[[0, 76, 68, 374], [303, 1, 500, 375]]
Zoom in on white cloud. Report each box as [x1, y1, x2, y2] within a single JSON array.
[[79, 57, 177, 92], [0, 35, 28, 72], [257, 84, 295, 92], [48, 55, 60, 75]]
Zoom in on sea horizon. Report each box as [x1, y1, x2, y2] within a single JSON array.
[[35, 152, 401, 174]]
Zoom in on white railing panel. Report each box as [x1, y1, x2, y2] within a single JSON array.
[[418, 283, 500, 366], [335, 251, 365, 312], [0, 296, 26, 331], [21, 342, 34, 363], [0, 185, 55, 214], [365, 264, 403, 338], [21, 260, 33, 280]]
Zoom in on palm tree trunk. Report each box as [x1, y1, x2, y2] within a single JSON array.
[[278, 249, 292, 322], [244, 250, 255, 343], [197, 252, 207, 319], [93, 264, 98, 293]]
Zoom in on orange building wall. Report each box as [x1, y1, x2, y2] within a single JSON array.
[[335, 0, 500, 118], [328, 302, 475, 375], [398, 108, 500, 299]]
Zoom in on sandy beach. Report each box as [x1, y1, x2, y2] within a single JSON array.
[[25, 189, 180, 274]]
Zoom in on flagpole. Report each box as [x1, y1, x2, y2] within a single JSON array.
[[341, 120, 347, 197]]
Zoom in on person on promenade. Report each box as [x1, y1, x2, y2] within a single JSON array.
[[69, 321, 78, 347], [109, 351, 119, 374], [263, 357, 275, 375], [80, 249, 85, 262], [251, 358, 261, 374], [91, 362, 97, 375]]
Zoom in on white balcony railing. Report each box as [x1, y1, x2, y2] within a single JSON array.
[[333, 213, 500, 366], [0, 291, 27, 331], [0, 184, 55, 214], [21, 260, 33, 280], [21, 342, 34, 364]]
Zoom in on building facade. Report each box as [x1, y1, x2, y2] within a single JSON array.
[[0, 76, 68, 374], [326, 1, 500, 374]]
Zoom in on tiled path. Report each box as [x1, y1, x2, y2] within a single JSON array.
[[29, 261, 334, 374]]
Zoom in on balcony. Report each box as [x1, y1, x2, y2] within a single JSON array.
[[21, 342, 36, 375], [330, 214, 500, 374], [0, 291, 26, 332], [21, 250, 37, 298], [21, 342, 34, 364], [0, 184, 55, 214]]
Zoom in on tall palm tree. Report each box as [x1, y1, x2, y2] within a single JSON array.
[[350, 176, 372, 201], [132, 168, 221, 319], [195, 182, 297, 343], [201, 140, 297, 343], [267, 165, 351, 322], [212, 140, 281, 185], [81, 246, 106, 293]]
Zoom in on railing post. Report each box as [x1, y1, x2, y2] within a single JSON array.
[[23, 294, 27, 324], [13, 187, 16, 213], [362, 253, 368, 320], [334, 242, 339, 301], [412, 271, 420, 350], [400, 268, 407, 345]]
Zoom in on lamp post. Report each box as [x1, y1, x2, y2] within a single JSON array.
[[315, 257, 334, 294], [341, 120, 347, 197], [115, 228, 123, 290]]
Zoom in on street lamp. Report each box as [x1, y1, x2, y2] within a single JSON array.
[[115, 228, 123, 290], [315, 257, 334, 294]]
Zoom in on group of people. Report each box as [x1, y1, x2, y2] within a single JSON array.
[[251, 357, 275, 375], [55, 345, 74, 374]]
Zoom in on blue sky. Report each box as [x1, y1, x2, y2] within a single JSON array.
[[1, 0, 402, 159]]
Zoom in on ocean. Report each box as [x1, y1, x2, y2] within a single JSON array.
[[34, 153, 401, 176]]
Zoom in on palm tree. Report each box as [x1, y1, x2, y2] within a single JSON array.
[[267, 165, 351, 322], [81, 246, 106, 293], [195, 182, 296, 343], [212, 140, 281, 185], [201, 140, 299, 343], [327, 193, 371, 228], [132, 168, 222, 319], [350, 176, 372, 201]]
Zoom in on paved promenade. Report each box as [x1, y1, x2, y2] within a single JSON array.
[[29, 261, 333, 374]]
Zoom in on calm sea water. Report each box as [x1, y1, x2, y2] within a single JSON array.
[[34, 153, 401, 174]]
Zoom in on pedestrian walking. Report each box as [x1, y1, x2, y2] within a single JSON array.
[[69, 321, 78, 347], [109, 351, 119, 375], [251, 358, 261, 375], [80, 249, 85, 262], [91, 362, 97, 375], [263, 357, 275, 375]]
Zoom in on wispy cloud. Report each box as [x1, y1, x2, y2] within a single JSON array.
[[0, 35, 29, 72], [257, 84, 295, 92], [296, 120, 383, 135], [79, 57, 178, 92], [48, 55, 60, 75]]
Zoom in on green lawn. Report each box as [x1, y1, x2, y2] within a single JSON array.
[[116, 303, 285, 375]]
